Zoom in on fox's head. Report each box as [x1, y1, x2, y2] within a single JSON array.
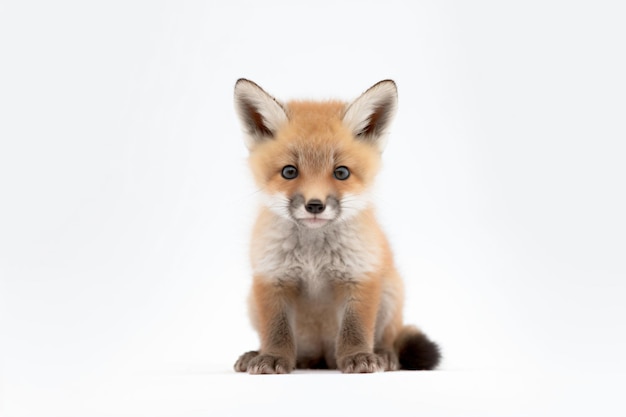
[[234, 79, 397, 229]]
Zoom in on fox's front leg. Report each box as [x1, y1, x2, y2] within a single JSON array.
[[336, 279, 384, 373], [235, 277, 296, 374]]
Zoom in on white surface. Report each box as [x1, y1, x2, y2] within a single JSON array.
[[1, 1, 625, 416]]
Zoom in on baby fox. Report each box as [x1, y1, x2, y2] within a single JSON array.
[[233, 79, 440, 374]]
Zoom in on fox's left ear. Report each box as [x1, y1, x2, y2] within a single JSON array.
[[343, 80, 398, 151]]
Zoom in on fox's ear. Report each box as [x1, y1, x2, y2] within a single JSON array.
[[343, 80, 398, 151], [234, 79, 288, 148]]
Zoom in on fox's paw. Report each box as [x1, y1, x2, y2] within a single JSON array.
[[375, 348, 399, 371], [246, 354, 294, 374], [338, 352, 384, 373], [234, 350, 259, 372]]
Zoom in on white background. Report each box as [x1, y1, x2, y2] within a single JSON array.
[[1, 1, 625, 416]]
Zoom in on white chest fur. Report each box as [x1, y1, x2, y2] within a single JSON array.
[[251, 215, 381, 295]]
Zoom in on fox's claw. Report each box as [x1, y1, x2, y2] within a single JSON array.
[[246, 354, 294, 374], [234, 350, 259, 372], [338, 352, 385, 373]]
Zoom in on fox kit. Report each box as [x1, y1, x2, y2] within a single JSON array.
[[233, 79, 440, 374]]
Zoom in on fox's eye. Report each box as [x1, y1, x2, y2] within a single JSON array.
[[333, 166, 350, 180], [281, 165, 298, 180]]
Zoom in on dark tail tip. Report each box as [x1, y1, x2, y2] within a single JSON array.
[[397, 330, 441, 370]]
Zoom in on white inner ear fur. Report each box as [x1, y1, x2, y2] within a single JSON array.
[[234, 79, 288, 149], [342, 80, 398, 152]]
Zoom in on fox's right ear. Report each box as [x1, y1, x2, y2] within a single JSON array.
[[234, 79, 288, 149]]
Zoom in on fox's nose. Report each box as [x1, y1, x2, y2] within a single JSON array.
[[305, 199, 325, 214]]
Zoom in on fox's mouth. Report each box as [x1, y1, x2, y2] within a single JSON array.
[[297, 216, 331, 229]]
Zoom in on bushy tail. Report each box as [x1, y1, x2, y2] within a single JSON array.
[[394, 325, 441, 370]]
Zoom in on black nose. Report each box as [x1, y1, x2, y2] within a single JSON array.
[[305, 199, 325, 214]]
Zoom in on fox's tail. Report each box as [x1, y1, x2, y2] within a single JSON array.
[[394, 325, 441, 370]]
